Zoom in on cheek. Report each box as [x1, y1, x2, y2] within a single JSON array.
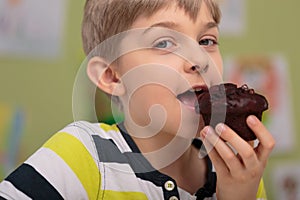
[[125, 85, 181, 129], [116, 52, 150, 75], [211, 52, 223, 75], [218, 57, 223, 75], [129, 85, 177, 111]]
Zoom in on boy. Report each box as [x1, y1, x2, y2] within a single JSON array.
[[0, 0, 275, 199]]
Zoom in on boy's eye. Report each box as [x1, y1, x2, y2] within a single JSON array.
[[153, 38, 177, 49], [199, 38, 218, 46]]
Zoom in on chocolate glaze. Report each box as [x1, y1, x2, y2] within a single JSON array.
[[195, 83, 268, 141]]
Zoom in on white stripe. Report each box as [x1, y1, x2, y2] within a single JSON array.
[[68, 121, 132, 153], [102, 162, 140, 191], [0, 180, 31, 200], [102, 162, 163, 199], [136, 176, 164, 200], [24, 147, 88, 200], [96, 124, 133, 153], [178, 187, 197, 200], [204, 194, 217, 200]]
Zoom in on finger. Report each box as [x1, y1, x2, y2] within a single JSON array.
[[215, 123, 259, 168], [246, 115, 275, 162], [201, 126, 243, 172], [200, 126, 229, 174]]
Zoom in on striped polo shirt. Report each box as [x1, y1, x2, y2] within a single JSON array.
[[0, 121, 267, 200]]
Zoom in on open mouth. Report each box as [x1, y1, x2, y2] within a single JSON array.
[[176, 86, 208, 110]]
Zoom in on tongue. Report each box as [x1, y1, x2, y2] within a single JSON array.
[[177, 92, 198, 108]]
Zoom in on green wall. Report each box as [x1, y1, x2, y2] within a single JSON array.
[[0, 0, 86, 154], [0, 0, 299, 199], [220, 1, 300, 199]]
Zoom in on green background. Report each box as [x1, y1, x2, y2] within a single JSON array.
[[1, 0, 299, 199], [219, 1, 300, 199]]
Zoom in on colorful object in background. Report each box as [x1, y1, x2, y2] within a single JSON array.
[[219, 0, 246, 36], [272, 162, 300, 200], [0, 104, 25, 180], [0, 0, 67, 58]]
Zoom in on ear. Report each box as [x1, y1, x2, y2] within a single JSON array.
[[87, 56, 125, 96]]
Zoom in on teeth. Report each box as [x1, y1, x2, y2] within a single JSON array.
[[194, 88, 203, 92], [188, 88, 203, 92]]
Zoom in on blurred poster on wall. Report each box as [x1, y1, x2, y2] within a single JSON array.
[[272, 162, 300, 200], [224, 55, 295, 153], [0, 104, 25, 179], [219, 0, 246, 36], [0, 0, 67, 58]]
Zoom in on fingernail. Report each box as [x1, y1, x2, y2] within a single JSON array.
[[201, 126, 210, 139], [247, 115, 257, 126], [215, 123, 225, 135]]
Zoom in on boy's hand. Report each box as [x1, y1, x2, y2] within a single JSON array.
[[200, 115, 275, 200]]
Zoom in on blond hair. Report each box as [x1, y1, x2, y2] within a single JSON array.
[[82, 0, 221, 56]]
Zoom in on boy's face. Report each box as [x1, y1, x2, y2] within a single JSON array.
[[110, 2, 223, 139]]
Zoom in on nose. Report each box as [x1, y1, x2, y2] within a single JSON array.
[[183, 59, 222, 87], [184, 54, 210, 75], [177, 36, 222, 85], [181, 42, 210, 74], [187, 64, 209, 74]]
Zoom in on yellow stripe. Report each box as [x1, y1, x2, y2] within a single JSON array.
[[256, 179, 267, 199], [100, 123, 119, 132], [43, 132, 100, 199], [103, 190, 148, 200]]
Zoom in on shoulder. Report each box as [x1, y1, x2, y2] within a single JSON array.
[[43, 121, 131, 160], [54, 121, 132, 153], [0, 121, 117, 199]]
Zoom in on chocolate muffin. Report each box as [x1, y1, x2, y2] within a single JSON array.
[[195, 83, 268, 141]]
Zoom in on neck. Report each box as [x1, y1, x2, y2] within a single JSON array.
[[124, 122, 207, 194], [124, 121, 191, 167]]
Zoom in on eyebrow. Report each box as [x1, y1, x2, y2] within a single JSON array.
[[205, 21, 219, 29], [142, 21, 219, 35], [143, 21, 180, 35], [198, 21, 219, 35]]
